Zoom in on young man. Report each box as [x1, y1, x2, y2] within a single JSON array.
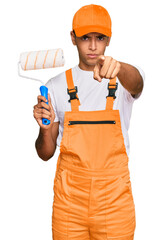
[[34, 4, 144, 240]]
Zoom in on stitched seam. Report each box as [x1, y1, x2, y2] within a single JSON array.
[[67, 170, 72, 240], [105, 180, 107, 237]]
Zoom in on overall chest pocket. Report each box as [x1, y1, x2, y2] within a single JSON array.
[[68, 119, 117, 167]]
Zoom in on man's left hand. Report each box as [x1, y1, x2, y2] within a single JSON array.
[[93, 55, 121, 82]]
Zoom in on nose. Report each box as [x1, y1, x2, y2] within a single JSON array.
[[89, 38, 97, 51]]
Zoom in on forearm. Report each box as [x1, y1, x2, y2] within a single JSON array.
[[35, 127, 56, 161], [117, 62, 143, 96]]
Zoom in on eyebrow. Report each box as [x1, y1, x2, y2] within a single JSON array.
[[97, 34, 106, 37]]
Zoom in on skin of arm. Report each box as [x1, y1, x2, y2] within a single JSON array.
[[35, 122, 59, 161], [117, 61, 144, 98], [34, 94, 59, 161]]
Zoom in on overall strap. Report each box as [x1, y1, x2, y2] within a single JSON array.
[[65, 68, 80, 112], [105, 77, 118, 110]]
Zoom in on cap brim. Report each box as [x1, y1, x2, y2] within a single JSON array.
[[74, 25, 111, 37]]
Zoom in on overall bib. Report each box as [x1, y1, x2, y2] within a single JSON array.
[[52, 68, 136, 240]]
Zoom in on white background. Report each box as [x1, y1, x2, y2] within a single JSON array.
[[1, 0, 163, 239]]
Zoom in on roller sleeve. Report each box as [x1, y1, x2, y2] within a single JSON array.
[[19, 48, 65, 71]]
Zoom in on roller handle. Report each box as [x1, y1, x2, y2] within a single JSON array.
[[40, 86, 50, 125]]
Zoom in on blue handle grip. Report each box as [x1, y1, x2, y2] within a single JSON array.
[[40, 86, 50, 125]]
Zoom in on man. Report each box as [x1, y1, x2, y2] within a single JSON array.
[[34, 4, 144, 240]]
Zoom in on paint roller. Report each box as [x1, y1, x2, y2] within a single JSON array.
[[18, 48, 65, 125]]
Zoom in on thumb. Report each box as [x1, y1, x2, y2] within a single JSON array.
[[93, 63, 102, 82], [93, 55, 105, 82], [48, 93, 51, 103], [48, 93, 53, 108], [47, 93, 55, 120]]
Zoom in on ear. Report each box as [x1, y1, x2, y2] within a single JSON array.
[[70, 31, 77, 46]]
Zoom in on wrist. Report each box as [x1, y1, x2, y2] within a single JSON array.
[[40, 126, 52, 136]]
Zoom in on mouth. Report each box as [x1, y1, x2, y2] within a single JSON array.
[[87, 54, 98, 59]]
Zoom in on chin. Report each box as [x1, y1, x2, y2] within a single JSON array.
[[87, 60, 97, 66], [85, 61, 95, 67]]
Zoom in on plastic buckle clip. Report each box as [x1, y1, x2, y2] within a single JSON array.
[[67, 86, 79, 102], [106, 82, 118, 99]]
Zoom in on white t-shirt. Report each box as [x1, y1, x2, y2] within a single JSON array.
[[45, 64, 145, 156]]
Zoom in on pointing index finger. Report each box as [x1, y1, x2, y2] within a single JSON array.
[[96, 55, 105, 66]]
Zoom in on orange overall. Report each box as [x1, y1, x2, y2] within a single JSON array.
[[52, 68, 136, 240]]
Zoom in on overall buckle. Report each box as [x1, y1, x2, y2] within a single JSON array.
[[67, 86, 79, 102], [106, 82, 118, 99]]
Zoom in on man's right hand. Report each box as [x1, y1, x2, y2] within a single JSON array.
[[33, 93, 55, 129]]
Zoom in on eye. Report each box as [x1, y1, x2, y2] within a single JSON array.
[[98, 36, 105, 41], [81, 36, 89, 40]]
